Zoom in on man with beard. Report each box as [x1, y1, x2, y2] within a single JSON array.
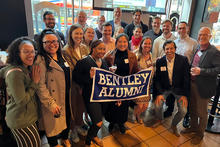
[[152, 19, 176, 63], [34, 11, 66, 47]]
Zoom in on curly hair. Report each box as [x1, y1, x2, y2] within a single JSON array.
[[36, 28, 63, 71], [7, 37, 36, 66]]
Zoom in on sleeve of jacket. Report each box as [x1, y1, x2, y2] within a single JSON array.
[[130, 53, 139, 74], [142, 23, 148, 34], [200, 48, 220, 76], [152, 39, 159, 65], [182, 56, 190, 97], [124, 24, 132, 39], [154, 59, 164, 95], [6, 70, 38, 106], [35, 56, 58, 112], [72, 59, 90, 87]]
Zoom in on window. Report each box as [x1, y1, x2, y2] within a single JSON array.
[[31, 0, 105, 35]]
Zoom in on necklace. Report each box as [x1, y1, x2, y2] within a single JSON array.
[[90, 55, 102, 67]]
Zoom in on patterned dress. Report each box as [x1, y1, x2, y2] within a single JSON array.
[[135, 53, 153, 104]]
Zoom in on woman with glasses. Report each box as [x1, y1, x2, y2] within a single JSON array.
[[35, 29, 72, 147], [0, 37, 41, 147], [73, 40, 108, 147], [63, 24, 89, 143]]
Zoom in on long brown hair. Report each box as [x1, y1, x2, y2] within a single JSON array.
[[67, 24, 83, 49]]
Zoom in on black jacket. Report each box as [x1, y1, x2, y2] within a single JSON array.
[[124, 21, 148, 40], [153, 54, 190, 98]]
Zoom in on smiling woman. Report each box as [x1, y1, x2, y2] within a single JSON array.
[[35, 29, 72, 147], [0, 37, 41, 147], [72, 40, 109, 146], [104, 33, 139, 134], [62, 24, 90, 144]]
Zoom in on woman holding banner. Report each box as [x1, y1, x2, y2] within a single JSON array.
[[104, 33, 139, 134], [133, 36, 153, 124], [72, 40, 109, 147]]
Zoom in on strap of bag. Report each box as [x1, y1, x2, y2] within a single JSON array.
[[6, 68, 22, 78]]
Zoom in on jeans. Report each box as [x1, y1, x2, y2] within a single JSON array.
[[155, 91, 187, 126]]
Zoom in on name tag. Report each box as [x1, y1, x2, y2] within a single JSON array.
[[197, 51, 202, 57], [146, 60, 152, 65], [124, 59, 129, 64], [64, 62, 70, 67], [160, 66, 166, 71]]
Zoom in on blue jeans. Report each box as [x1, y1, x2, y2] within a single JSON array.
[[155, 91, 187, 126]]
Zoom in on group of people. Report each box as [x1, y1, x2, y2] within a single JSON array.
[[0, 7, 220, 147]]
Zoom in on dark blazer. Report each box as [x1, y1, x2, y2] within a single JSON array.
[[124, 21, 148, 40], [34, 30, 66, 48], [154, 54, 190, 97], [108, 20, 128, 37], [193, 44, 220, 98]]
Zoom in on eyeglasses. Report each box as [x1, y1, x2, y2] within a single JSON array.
[[43, 40, 59, 46], [21, 50, 36, 55], [45, 18, 55, 21]]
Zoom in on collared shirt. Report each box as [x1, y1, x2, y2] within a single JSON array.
[[100, 37, 116, 54], [114, 22, 121, 31], [174, 35, 198, 63], [143, 29, 163, 43], [166, 55, 175, 85], [152, 33, 176, 64]]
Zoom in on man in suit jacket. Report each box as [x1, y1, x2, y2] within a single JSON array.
[[34, 11, 66, 47], [154, 40, 190, 137], [108, 7, 127, 37], [181, 27, 220, 145]]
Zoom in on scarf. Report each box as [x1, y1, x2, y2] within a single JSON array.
[[131, 36, 142, 46]]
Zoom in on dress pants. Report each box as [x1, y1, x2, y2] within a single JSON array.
[[190, 81, 209, 137]]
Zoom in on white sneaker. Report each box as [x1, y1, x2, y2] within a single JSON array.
[[70, 129, 80, 143], [76, 126, 87, 136]]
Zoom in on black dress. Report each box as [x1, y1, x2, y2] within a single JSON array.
[[105, 49, 130, 124], [72, 55, 109, 123], [72, 55, 109, 145]]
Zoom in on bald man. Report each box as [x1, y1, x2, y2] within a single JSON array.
[[95, 15, 105, 39], [181, 27, 220, 145], [108, 7, 127, 36]]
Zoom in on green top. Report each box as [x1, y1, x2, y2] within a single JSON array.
[[0, 65, 39, 129]]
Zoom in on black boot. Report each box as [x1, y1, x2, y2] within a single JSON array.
[[183, 114, 190, 128]]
